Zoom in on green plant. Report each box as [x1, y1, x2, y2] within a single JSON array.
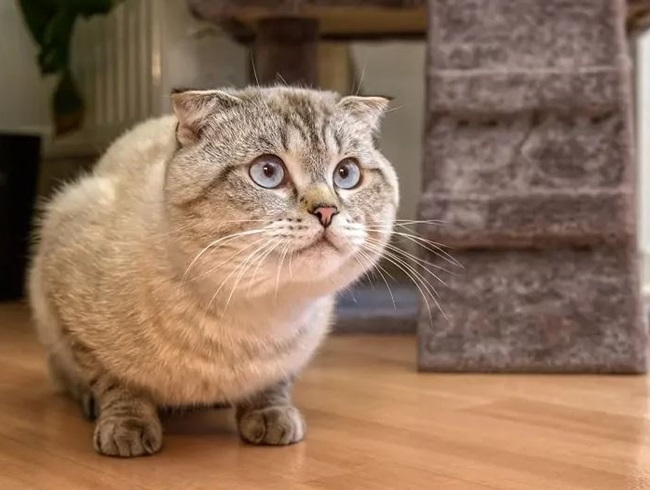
[[17, 0, 124, 136]]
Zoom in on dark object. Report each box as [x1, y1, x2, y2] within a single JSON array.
[[0, 134, 41, 300], [255, 17, 319, 86], [335, 282, 418, 334]]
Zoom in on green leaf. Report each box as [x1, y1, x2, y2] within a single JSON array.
[[38, 9, 77, 74], [16, 0, 58, 45], [74, 0, 124, 17]]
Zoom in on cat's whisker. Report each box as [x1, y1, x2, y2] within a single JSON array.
[[219, 219, 270, 223], [348, 251, 374, 292], [182, 228, 270, 283], [276, 73, 289, 86], [382, 242, 456, 278], [188, 236, 270, 283], [354, 60, 367, 96], [363, 229, 462, 269], [393, 231, 462, 268], [364, 236, 455, 282], [349, 223, 460, 272], [365, 219, 447, 228], [205, 235, 281, 314], [363, 242, 447, 321], [362, 243, 435, 323], [159, 218, 272, 242], [250, 52, 260, 85], [383, 105, 403, 114], [378, 247, 441, 299], [224, 240, 276, 313], [275, 241, 291, 301], [356, 248, 396, 310], [288, 248, 295, 280], [205, 239, 271, 315], [352, 248, 376, 284], [247, 238, 284, 297], [394, 221, 447, 228]]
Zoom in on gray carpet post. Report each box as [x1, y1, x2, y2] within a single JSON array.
[[417, 0, 648, 373]]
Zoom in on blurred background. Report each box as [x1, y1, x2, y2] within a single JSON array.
[[0, 0, 425, 221], [0, 0, 648, 326], [0, 0, 430, 331]]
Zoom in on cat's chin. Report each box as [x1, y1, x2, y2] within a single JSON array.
[[287, 245, 363, 287], [294, 236, 339, 256]]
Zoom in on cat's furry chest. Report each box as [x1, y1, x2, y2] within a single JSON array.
[[107, 294, 332, 406]]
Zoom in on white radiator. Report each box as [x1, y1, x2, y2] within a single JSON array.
[[73, 0, 160, 133], [47, 0, 247, 156]]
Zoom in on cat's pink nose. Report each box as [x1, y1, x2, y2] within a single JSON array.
[[311, 206, 339, 228]]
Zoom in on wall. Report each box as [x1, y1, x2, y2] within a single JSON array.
[[158, 0, 247, 114], [639, 32, 650, 294], [0, 1, 53, 134], [350, 42, 426, 222]]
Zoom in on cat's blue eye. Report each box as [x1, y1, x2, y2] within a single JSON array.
[[249, 155, 286, 189], [333, 158, 361, 189]]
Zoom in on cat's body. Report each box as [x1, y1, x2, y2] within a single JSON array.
[[31, 115, 331, 407], [30, 87, 398, 457]]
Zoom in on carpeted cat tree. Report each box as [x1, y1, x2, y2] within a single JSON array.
[[417, 0, 648, 373]]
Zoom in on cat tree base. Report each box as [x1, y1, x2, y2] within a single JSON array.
[[417, 247, 647, 373]]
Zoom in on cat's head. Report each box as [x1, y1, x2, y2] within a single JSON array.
[[164, 86, 398, 301]]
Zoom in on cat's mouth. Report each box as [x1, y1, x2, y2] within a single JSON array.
[[295, 233, 340, 254]]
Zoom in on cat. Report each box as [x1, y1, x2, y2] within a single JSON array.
[[29, 86, 398, 457]]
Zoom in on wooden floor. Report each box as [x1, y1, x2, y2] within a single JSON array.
[[1, 303, 649, 490]]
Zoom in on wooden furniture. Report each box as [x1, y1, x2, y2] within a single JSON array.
[[185, 0, 426, 85], [186, 0, 649, 86]]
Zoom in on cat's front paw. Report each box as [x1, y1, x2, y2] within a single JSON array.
[[238, 405, 305, 446], [93, 415, 163, 457]]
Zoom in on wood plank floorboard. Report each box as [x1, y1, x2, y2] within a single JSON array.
[[1, 302, 648, 489]]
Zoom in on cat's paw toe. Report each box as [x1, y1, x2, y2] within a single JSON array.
[[93, 416, 163, 457], [238, 405, 305, 446]]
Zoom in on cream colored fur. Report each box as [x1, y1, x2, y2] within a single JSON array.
[[31, 115, 337, 406], [29, 87, 398, 455]]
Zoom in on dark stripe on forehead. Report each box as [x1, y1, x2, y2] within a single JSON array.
[[344, 135, 364, 153], [279, 126, 289, 152], [294, 106, 322, 151], [282, 94, 330, 152], [281, 112, 306, 145], [320, 120, 330, 153], [258, 135, 273, 148], [333, 127, 344, 153], [321, 114, 341, 154]]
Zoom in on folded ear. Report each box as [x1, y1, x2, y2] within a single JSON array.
[[338, 95, 391, 131], [171, 89, 242, 145]]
